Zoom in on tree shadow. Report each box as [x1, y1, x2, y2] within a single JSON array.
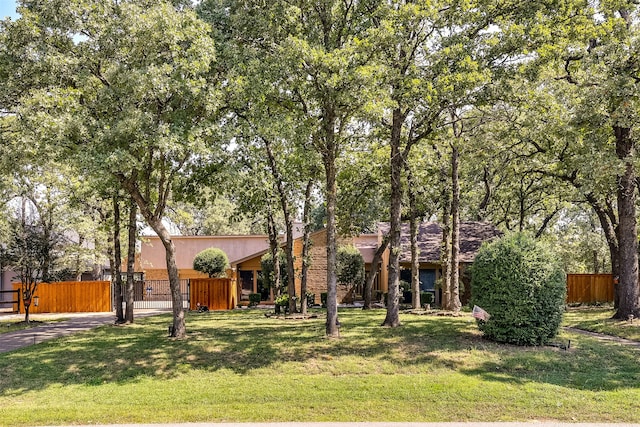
[[459, 329, 640, 392], [1, 308, 638, 395]]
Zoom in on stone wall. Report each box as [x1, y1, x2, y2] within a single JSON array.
[[303, 229, 356, 304]]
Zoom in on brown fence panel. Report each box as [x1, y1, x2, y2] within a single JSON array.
[[190, 278, 234, 311], [12, 281, 112, 313], [566, 274, 614, 304]]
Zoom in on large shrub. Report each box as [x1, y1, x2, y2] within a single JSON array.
[[193, 247, 229, 278], [336, 245, 365, 288], [470, 233, 566, 346]]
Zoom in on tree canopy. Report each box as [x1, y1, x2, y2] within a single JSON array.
[[2, 0, 639, 333]]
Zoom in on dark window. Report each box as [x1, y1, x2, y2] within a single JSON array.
[[239, 270, 253, 301]]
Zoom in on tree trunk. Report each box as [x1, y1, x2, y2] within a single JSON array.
[[122, 180, 185, 337], [22, 280, 37, 324], [613, 126, 639, 319], [410, 215, 420, 309], [325, 149, 340, 336], [113, 195, 124, 323], [266, 203, 281, 298], [476, 166, 491, 221], [322, 106, 340, 337], [300, 179, 314, 316], [408, 171, 420, 309], [284, 219, 297, 313], [263, 136, 296, 313], [382, 108, 404, 327], [125, 197, 136, 323], [153, 221, 185, 337], [363, 235, 389, 310], [450, 143, 461, 313], [440, 164, 452, 311]]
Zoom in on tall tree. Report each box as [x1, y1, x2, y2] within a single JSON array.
[[207, 0, 384, 336], [7, 0, 220, 337], [503, 0, 640, 316]]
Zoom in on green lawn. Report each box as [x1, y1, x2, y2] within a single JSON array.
[[563, 306, 640, 342], [1, 308, 639, 426]]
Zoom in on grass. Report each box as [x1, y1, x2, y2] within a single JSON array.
[[0, 317, 67, 335], [0, 308, 639, 425], [563, 306, 640, 341]]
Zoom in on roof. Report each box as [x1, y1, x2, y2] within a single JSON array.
[[378, 221, 502, 264]]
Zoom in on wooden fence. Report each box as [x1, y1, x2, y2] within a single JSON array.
[[566, 274, 614, 304], [190, 278, 235, 311], [12, 281, 111, 313]]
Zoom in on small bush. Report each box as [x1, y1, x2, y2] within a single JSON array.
[[193, 248, 229, 278], [470, 233, 566, 346], [420, 292, 434, 306], [274, 293, 289, 314], [275, 293, 289, 307], [248, 293, 261, 307]]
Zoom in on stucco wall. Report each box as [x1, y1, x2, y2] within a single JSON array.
[[138, 235, 271, 272]]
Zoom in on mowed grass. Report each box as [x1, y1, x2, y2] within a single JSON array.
[[0, 317, 67, 334], [563, 306, 640, 341], [1, 308, 639, 426]]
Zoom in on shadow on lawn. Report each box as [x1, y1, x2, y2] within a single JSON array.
[[459, 329, 640, 392], [1, 308, 638, 394]]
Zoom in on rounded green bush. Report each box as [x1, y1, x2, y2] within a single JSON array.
[[193, 247, 229, 278], [470, 233, 566, 346]]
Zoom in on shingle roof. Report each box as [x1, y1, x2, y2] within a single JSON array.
[[378, 221, 502, 264]]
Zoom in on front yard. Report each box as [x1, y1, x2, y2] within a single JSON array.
[[0, 308, 638, 425], [563, 305, 640, 341]]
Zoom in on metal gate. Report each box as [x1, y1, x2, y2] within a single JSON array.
[[0, 289, 20, 313], [113, 279, 189, 309]]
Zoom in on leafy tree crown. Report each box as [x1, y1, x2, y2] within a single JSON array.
[[193, 248, 229, 278]]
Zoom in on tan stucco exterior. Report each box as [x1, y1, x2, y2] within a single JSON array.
[[138, 235, 271, 272]]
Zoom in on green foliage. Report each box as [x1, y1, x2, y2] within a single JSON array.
[[470, 233, 566, 346], [336, 245, 365, 288], [167, 195, 267, 236], [192, 248, 229, 278], [420, 292, 434, 306], [1, 222, 61, 285], [274, 293, 289, 307], [260, 251, 288, 292], [248, 293, 261, 307]]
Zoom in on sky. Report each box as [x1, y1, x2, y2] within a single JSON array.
[[0, 0, 18, 20]]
